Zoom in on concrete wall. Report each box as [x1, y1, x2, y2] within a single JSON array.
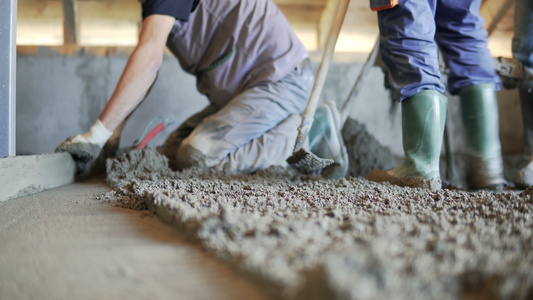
[[16, 47, 208, 155], [16, 47, 525, 162]]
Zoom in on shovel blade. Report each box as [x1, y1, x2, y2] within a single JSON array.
[[287, 148, 334, 173]]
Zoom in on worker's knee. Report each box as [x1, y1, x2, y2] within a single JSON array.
[[174, 143, 210, 171], [174, 132, 229, 170]]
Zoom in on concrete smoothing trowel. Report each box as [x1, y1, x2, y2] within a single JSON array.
[[287, 0, 351, 173]]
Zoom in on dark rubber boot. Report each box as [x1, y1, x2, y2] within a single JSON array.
[[459, 84, 505, 190], [514, 89, 533, 189], [367, 90, 447, 191]]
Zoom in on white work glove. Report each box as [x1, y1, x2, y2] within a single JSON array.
[[66, 119, 113, 147], [56, 120, 113, 173]]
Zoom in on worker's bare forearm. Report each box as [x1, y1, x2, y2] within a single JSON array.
[[98, 45, 162, 132], [97, 14, 175, 132]]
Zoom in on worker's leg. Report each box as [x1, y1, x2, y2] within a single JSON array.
[[435, 0, 501, 94], [515, 89, 533, 188], [367, 91, 447, 190], [210, 99, 348, 178], [435, 0, 505, 190], [376, 0, 444, 101], [174, 59, 314, 173], [367, 0, 448, 190], [458, 84, 505, 190], [513, 0, 533, 188], [512, 0, 533, 70], [157, 104, 219, 169], [210, 113, 304, 173]]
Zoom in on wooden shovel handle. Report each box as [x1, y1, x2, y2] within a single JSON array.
[[293, 0, 351, 152]]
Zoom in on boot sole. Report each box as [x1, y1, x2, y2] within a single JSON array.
[[367, 169, 442, 191]]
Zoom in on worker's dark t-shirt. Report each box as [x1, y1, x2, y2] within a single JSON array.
[[141, 0, 200, 21]]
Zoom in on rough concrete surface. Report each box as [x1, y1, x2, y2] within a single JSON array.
[[0, 153, 75, 202], [0, 177, 270, 300], [17, 51, 523, 160], [104, 146, 533, 300]]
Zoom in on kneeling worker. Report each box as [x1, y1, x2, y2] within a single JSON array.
[[57, 0, 348, 178]]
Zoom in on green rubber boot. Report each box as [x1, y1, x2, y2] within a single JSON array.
[[459, 84, 505, 190], [514, 88, 533, 189], [367, 90, 447, 191]]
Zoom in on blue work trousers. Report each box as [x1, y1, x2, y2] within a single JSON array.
[[377, 0, 501, 101], [513, 0, 533, 68]]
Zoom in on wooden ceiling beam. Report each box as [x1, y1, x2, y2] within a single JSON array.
[[62, 0, 78, 44], [480, 0, 515, 35]]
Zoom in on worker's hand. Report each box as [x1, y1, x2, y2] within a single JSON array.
[[56, 120, 113, 174]]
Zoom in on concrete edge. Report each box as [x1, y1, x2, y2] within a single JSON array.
[[0, 153, 76, 202]]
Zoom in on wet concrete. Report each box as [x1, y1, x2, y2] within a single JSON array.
[[104, 147, 533, 300], [342, 116, 401, 178]]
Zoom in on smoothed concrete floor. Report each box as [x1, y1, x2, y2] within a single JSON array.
[[0, 178, 270, 300]]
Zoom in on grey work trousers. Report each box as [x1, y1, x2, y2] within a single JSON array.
[[160, 59, 314, 173]]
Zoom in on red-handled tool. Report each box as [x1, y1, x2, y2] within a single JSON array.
[[134, 117, 175, 149], [135, 122, 166, 149]]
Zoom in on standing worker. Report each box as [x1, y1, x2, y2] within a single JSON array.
[[366, 0, 506, 190], [513, 0, 533, 188], [56, 0, 348, 177]]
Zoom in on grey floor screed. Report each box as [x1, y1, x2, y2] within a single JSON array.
[[0, 178, 270, 300], [105, 148, 533, 300]]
